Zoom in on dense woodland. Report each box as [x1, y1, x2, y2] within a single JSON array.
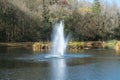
[[0, 0, 120, 42]]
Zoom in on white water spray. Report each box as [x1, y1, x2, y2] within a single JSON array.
[[46, 21, 69, 58]]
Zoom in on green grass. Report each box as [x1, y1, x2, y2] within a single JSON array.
[[106, 40, 117, 49], [68, 41, 84, 47]]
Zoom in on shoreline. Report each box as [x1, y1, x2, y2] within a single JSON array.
[[0, 41, 107, 49], [0, 42, 34, 47], [0, 41, 119, 53]]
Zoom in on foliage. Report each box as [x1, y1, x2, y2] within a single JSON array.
[[106, 40, 117, 48], [0, 0, 120, 42], [92, 0, 101, 15], [68, 41, 84, 47]]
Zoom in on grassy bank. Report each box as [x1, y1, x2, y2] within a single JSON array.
[[0, 40, 118, 49], [0, 42, 34, 47], [106, 40, 117, 49]]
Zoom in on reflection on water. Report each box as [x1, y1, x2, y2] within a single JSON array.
[[116, 50, 120, 56], [50, 59, 67, 80], [1, 48, 120, 80]]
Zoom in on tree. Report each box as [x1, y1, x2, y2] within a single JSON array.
[[92, 0, 101, 15], [114, 12, 120, 40]]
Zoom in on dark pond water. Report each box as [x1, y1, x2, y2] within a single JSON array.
[[0, 47, 120, 80]]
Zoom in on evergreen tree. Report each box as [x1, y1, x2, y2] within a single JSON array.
[[92, 0, 101, 15]]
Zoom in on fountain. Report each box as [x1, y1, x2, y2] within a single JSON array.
[[17, 21, 91, 61], [45, 21, 69, 58]]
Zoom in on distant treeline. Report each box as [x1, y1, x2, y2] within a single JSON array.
[[0, 0, 120, 42]]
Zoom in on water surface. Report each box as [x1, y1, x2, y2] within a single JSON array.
[[0, 47, 120, 80]]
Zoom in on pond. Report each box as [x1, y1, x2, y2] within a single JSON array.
[[0, 47, 120, 80]]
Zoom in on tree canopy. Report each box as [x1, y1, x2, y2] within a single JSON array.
[[0, 0, 120, 42]]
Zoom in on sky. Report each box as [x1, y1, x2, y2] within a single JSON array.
[[77, 0, 120, 7]]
